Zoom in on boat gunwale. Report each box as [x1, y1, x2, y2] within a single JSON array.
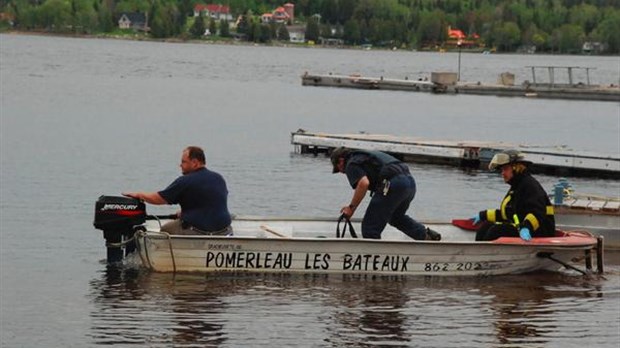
[[136, 230, 598, 249]]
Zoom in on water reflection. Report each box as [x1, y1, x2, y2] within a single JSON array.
[[310, 275, 412, 347], [88, 266, 614, 348], [89, 266, 230, 347], [441, 273, 607, 347]]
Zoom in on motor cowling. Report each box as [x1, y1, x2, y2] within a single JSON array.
[[94, 195, 146, 264]]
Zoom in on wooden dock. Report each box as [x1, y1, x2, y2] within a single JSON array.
[[301, 72, 620, 102], [291, 130, 620, 179]]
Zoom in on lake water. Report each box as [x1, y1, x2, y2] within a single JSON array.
[[1, 33, 619, 347]]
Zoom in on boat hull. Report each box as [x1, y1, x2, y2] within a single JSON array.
[[135, 217, 599, 276]]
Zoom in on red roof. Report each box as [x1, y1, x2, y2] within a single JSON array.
[[194, 4, 230, 14], [448, 28, 466, 39]]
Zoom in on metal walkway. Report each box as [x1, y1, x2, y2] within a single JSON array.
[[291, 130, 620, 179]]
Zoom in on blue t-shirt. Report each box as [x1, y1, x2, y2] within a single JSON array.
[[158, 167, 231, 231]]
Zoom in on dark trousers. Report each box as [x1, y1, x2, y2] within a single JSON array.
[[475, 222, 519, 241], [362, 174, 427, 240]]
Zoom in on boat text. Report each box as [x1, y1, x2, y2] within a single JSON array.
[[423, 262, 484, 272], [343, 254, 409, 271], [100, 203, 139, 211], [204, 251, 411, 271], [206, 251, 294, 269]]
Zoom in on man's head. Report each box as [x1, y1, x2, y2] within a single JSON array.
[[180, 146, 206, 175], [330, 147, 350, 174]]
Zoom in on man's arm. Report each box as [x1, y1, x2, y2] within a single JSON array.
[[341, 176, 370, 218], [122, 191, 168, 205]]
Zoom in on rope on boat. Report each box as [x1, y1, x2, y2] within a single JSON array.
[[337, 214, 358, 238], [105, 234, 136, 248], [564, 230, 595, 238], [145, 214, 177, 228], [164, 232, 177, 273]]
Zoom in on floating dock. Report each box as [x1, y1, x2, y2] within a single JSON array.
[[301, 69, 620, 102], [291, 130, 620, 179]]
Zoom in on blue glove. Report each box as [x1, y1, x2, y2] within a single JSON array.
[[519, 227, 532, 241], [471, 215, 481, 225]]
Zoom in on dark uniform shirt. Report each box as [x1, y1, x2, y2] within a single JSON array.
[[158, 167, 231, 232], [344, 151, 407, 193]]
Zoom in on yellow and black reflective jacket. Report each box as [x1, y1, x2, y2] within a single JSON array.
[[478, 172, 555, 237]]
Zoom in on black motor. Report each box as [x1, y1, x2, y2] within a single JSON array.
[[94, 195, 146, 264]]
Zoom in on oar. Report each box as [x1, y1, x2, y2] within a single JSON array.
[[451, 218, 479, 231], [260, 225, 287, 238]]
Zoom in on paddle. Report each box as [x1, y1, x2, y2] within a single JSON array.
[[260, 225, 287, 238], [451, 218, 480, 231]]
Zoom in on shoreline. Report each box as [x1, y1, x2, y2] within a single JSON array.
[[2, 30, 617, 57]]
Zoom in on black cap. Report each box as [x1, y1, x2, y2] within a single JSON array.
[[330, 147, 349, 173]]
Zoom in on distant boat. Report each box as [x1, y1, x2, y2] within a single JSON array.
[[550, 180, 620, 250]]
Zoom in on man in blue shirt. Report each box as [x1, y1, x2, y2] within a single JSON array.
[[123, 146, 232, 235]]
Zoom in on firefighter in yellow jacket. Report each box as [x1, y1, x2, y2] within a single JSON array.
[[472, 149, 555, 241]]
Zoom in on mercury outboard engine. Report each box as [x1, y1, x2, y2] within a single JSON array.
[[93, 195, 146, 264]]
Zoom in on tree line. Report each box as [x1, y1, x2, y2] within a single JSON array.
[[2, 0, 619, 53]]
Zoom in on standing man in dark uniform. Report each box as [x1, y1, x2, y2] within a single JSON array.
[[123, 146, 232, 235], [330, 147, 441, 241], [472, 149, 555, 241]]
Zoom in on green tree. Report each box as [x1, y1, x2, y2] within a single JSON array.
[[534, 3, 568, 34], [416, 10, 446, 47], [343, 18, 361, 44], [568, 3, 599, 34], [38, 0, 71, 32], [149, 0, 174, 38], [277, 23, 289, 41], [219, 18, 230, 37], [305, 15, 319, 42], [96, 0, 114, 32], [189, 14, 205, 38], [256, 23, 271, 42], [552, 24, 584, 53], [338, 0, 357, 24], [178, 0, 193, 17], [523, 23, 548, 50], [116, 0, 150, 14], [492, 21, 521, 51], [208, 17, 216, 35], [591, 10, 620, 53], [505, 1, 533, 29], [236, 11, 250, 36], [320, 23, 332, 38], [70, 0, 97, 33]]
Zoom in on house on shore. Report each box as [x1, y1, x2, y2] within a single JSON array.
[[446, 26, 480, 48], [261, 3, 294, 24], [193, 4, 233, 21], [118, 12, 148, 32]]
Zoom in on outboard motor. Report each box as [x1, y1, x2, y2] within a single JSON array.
[[93, 195, 146, 264]]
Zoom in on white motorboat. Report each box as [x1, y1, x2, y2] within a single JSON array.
[[93, 196, 603, 277], [551, 181, 620, 250]]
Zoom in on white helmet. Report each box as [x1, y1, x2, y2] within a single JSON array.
[[488, 149, 531, 171]]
